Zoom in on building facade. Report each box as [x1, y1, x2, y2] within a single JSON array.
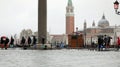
[[20, 29, 33, 39], [83, 14, 120, 45]]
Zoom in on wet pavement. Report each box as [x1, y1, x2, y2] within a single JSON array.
[[0, 49, 120, 67]]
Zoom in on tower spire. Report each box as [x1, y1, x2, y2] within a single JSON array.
[[92, 20, 95, 27], [68, 0, 72, 6], [84, 20, 87, 29], [66, 0, 74, 16], [102, 13, 105, 19]]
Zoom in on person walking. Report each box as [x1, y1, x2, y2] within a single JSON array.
[[4, 37, 9, 50], [0, 36, 9, 49], [107, 36, 112, 49], [10, 36, 14, 48], [104, 35, 108, 50], [98, 35, 104, 51], [27, 36, 31, 47], [33, 36, 37, 49], [21, 37, 26, 49], [117, 37, 120, 51], [0, 36, 5, 49]]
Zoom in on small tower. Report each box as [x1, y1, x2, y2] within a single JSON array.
[[84, 20, 87, 30], [84, 20, 87, 36], [84, 20, 87, 47], [92, 20, 95, 27], [102, 13, 105, 19], [66, 0, 74, 35], [76, 27, 78, 32]]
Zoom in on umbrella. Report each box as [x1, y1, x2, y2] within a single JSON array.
[[1, 36, 6, 38], [1, 36, 7, 40]]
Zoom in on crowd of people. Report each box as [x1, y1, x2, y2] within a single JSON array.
[[89, 35, 120, 51], [97, 35, 112, 51], [0, 36, 37, 50], [20, 36, 37, 49], [0, 34, 120, 51]]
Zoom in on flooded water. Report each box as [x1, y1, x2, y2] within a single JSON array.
[[0, 49, 120, 67]]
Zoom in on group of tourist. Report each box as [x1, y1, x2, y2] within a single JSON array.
[[20, 36, 37, 49], [0, 34, 120, 51], [95, 35, 120, 51], [0, 36, 14, 49], [0, 35, 37, 49], [88, 35, 120, 51], [97, 35, 112, 51]]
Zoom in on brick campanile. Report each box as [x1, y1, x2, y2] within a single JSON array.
[[66, 0, 74, 35]]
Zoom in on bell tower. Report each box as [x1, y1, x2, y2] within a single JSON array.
[[66, 0, 74, 35]]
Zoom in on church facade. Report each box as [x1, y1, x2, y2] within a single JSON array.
[[83, 14, 120, 45]]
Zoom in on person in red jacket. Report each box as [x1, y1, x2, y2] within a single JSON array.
[[117, 37, 120, 51]]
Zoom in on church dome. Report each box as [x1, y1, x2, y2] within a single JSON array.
[[98, 14, 109, 27]]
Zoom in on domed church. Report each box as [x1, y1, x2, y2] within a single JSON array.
[[98, 14, 109, 28], [83, 14, 120, 45]]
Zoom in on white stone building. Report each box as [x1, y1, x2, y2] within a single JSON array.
[[50, 34, 68, 45]]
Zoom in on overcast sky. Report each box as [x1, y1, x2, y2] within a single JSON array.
[[0, 0, 120, 37]]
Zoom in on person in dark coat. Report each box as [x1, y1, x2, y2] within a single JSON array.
[[0, 37, 5, 49], [33, 36, 37, 49], [1, 37, 5, 44], [104, 35, 108, 49], [27, 36, 31, 47], [101, 36, 104, 50], [4, 37, 9, 49], [21, 37, 26, 49], [98, 36, 104, 51], [98, 37, 101, 51], [42, 37, 45, 45], [107, 36, 112, 48], [10, 36, 14, 48], [0, 36, 9, 49]]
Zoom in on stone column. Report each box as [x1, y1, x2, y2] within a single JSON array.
[[38, 0, 47, 44]]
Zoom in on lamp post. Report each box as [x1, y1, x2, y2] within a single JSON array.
[[91, 36, 92, 46], [76, 27, 78, 49], [84, 32, 86, 48], [114, 25, 117, 47], [114, 0, 120, 15]]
